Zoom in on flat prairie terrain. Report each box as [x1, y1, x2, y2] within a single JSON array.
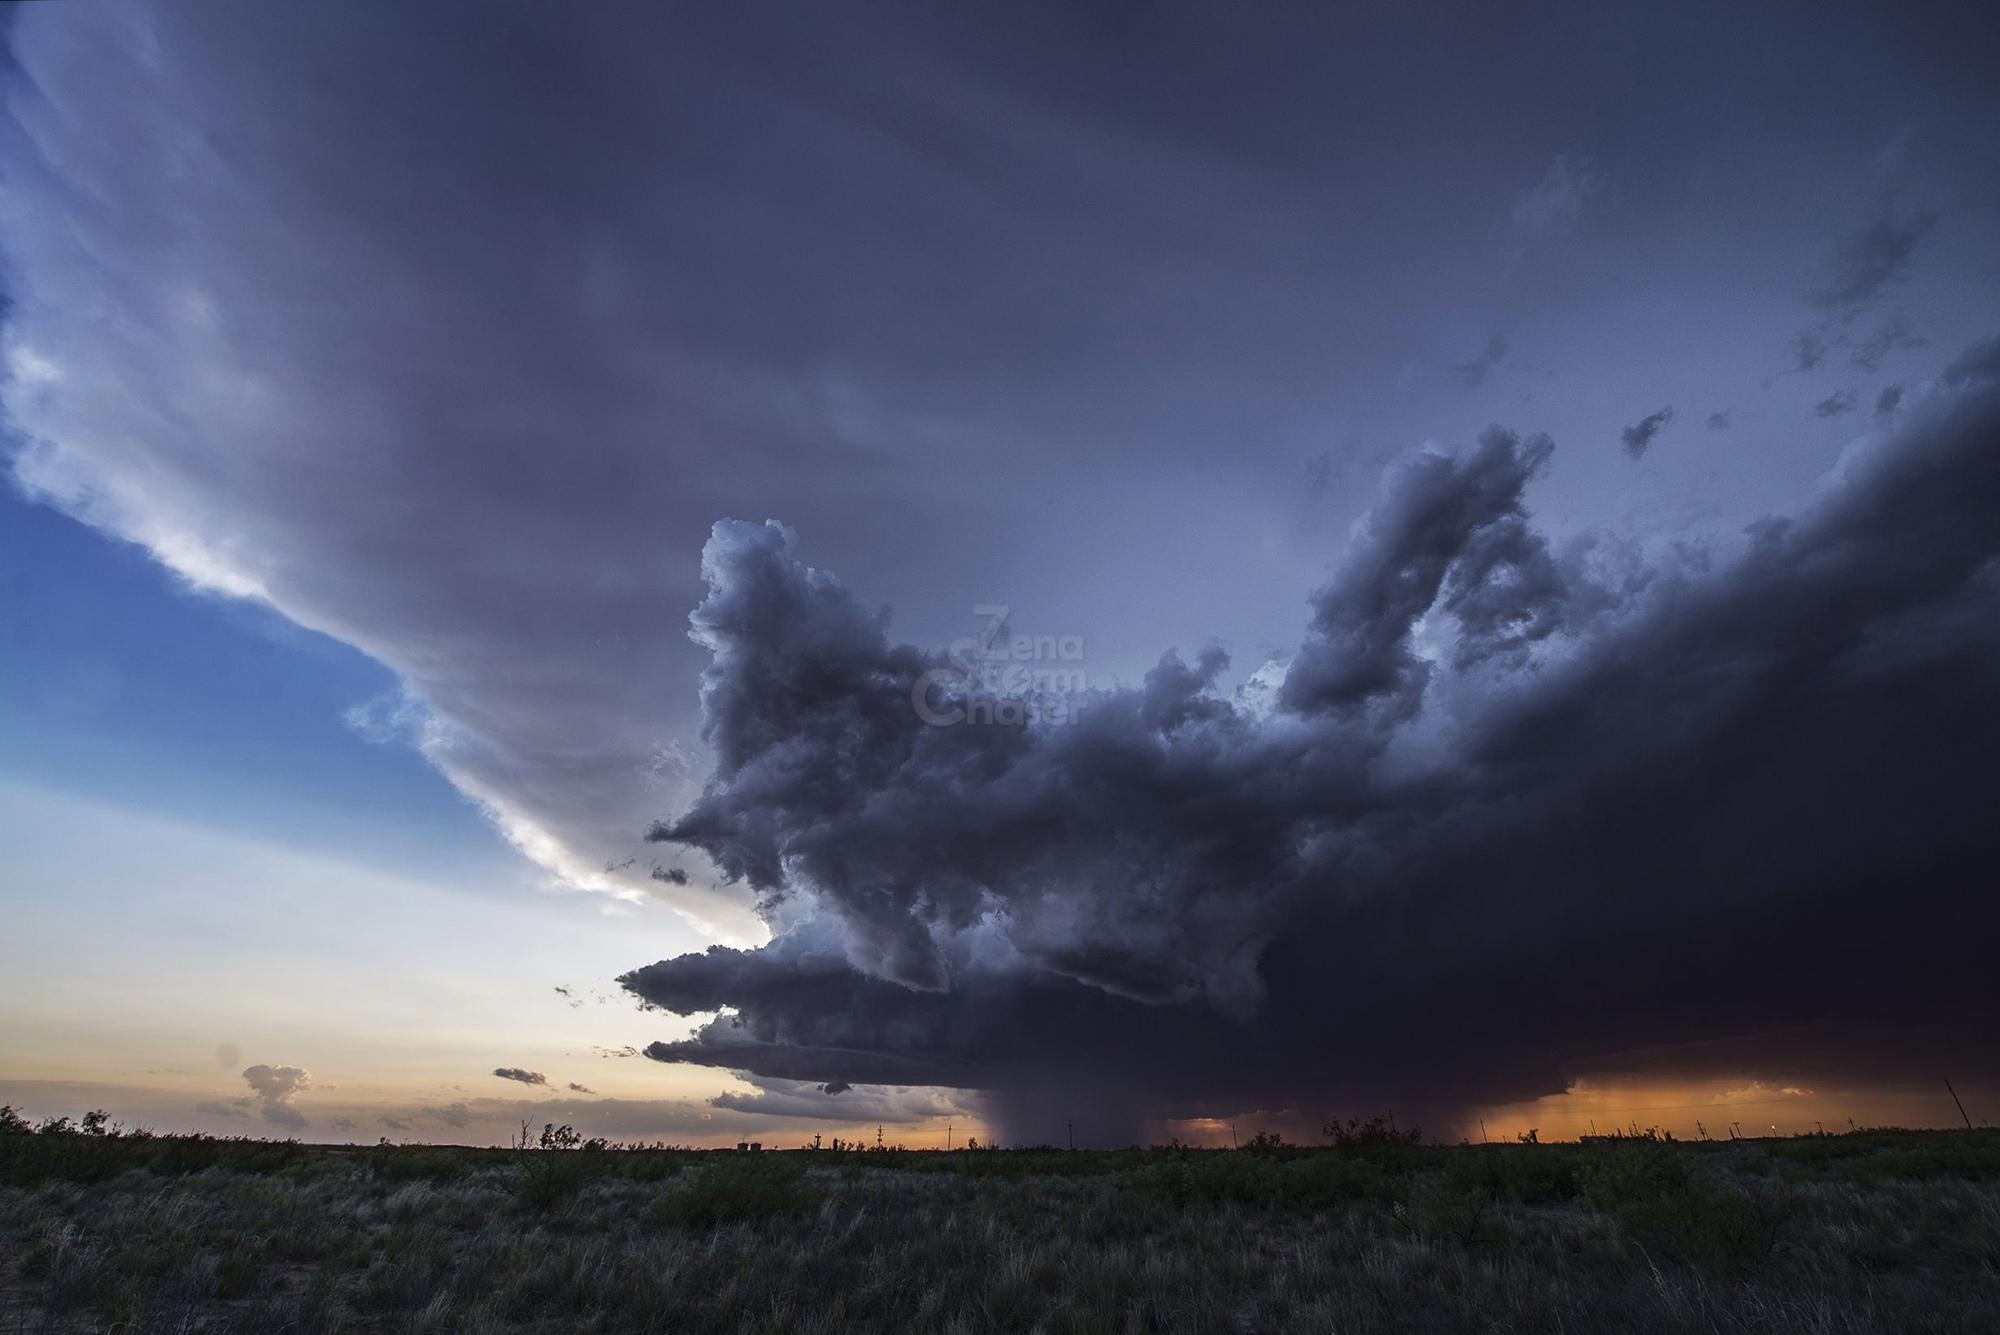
[[3, 1120, 1997, 1333]]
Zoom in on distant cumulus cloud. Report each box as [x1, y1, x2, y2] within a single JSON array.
[[567, 1082, 594, 1094], [241, 1064, 312, 1130], [423, 1102, 473, 1128], [1875, 385, 1904, 417], [1706, 409, 1733, 430], [1620, 406, 1676, 458], [493, 1067, 548, 1086], [1815, 390, 1858, 417], [625, 354, 2000, 1143], [194, 1097, 251, 1120]]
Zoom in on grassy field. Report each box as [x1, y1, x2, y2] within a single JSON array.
[[3, 1111, 1997, 1333]]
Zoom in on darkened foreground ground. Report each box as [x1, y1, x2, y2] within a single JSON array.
[[3, 1112, 1997, 1333]]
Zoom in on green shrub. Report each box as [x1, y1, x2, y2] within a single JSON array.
[[1583, 1140, 1787, 1277], [1135, 1149, 1388, 1213], [650, 1155, 819, 1228], [1446, 1145, 1582, 1204]]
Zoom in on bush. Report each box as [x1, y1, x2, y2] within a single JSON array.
[[1583, 1140, 1787, 1277], [0, 1110, 309, 1187], [1445, 1145, 1582, 1204], [1323, 1115, 1423, 1153], [1136, 1150, 1389, 1213], [650, 1155, 819, 1229]]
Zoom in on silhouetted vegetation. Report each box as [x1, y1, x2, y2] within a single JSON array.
[[3, 1107, 1998, 1331]]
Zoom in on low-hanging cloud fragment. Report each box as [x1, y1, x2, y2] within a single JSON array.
[[1793, 329, 1830, 371], [708, 1075, 965, 1124], [493, 1067, 549, 1086], [626, 351, 2000, 1142], [1619, 406, 1675, 458]]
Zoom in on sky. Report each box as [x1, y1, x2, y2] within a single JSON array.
[[2, 0, 1998, 1147]]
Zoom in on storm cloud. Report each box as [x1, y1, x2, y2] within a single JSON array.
[[6, 0, 1998, 953], [628, 360, 2000, 1142], [5, 3, 2000, 1147]]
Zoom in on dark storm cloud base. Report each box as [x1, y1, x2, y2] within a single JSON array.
[[626, 354, 2000, 1141]]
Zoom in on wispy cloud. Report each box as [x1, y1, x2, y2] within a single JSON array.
[[1451, 334, 1509, 388], [1511, 155, 1599, 241]]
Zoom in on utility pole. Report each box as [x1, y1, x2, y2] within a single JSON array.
[[1066, 1118, 1074, 1151], [1479, 1118, 1488, 1144], [947, 1122, 953, 1151], [1946, 1078, 1973, 1130]]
